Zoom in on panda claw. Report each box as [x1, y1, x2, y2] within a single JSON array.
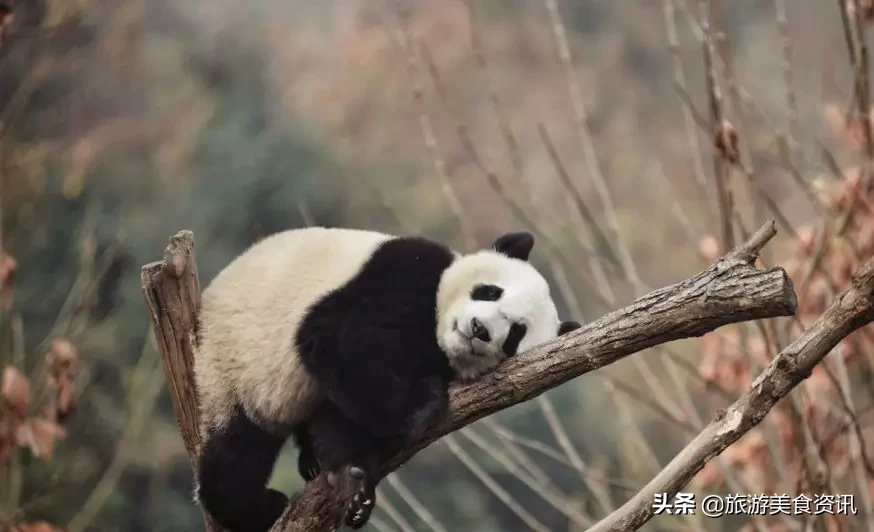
[[298, 449, 321, 481], [342, 471, 375, 529]]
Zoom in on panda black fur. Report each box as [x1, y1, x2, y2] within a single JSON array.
[[193, 227, 581, 531]]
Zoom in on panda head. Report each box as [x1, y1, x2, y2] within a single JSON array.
[[436, 231, 582, 382]]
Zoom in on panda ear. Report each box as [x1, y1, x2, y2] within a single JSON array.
[[492, 232, 535, 261], [558, 321, 581, 336]]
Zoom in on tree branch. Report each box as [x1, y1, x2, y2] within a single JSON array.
[[269, 220, 797, 531], [589, 255, 874, 531]]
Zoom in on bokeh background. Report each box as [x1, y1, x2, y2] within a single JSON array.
[[2, 0, 873, 530]]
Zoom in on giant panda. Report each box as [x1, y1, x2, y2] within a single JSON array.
[[192, 227, 581, 531]]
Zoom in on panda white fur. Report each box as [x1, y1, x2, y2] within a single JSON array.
[[193, 227, 580, 532]]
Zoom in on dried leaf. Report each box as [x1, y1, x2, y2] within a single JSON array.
[[15, 418, 66, 458], [713, 120, 740, 164], [45, 339, 78, 421], [2, 366, 30, 417], [47, 339, 78, 372], [0, 251, 17, 293]]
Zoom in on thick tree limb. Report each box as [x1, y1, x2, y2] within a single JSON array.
[[588, 254, 874, 531], [269, 220, 797, 531]]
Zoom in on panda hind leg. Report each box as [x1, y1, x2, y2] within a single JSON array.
[[197, 405, 289, 532], [292, 424, 320, 481]]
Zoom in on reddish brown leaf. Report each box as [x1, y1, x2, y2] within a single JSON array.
[[47, 339, 78, 372], [45, 339, 79, 421], [15, 418, 66, 459], [2, 366, 30, 417], [0, 252, 17, 293], [713, 120, 740, 164]]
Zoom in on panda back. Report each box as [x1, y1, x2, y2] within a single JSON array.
[[195, 227, 393, 432]]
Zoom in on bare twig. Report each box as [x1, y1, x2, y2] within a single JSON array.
[[537, 123, 622, 274], [698, 0, 734, 251], [391, 3, 476, 251], [536, 395, 612, 515], [385, 474, 447, 532], [369, 516, 399, 532], [787, 392, 835, 496], [462, 0, 524, 180], [481, 420, 570, 502], [486, 420, 639, 493], [605, 375, 698, 435], [773, 0, 800, 155], [663, 356, 781, 532], [373, 487, 416, 532], [542, 0, 647, 293], [828, 357, 874, 526], [848, 0, 874, 162], [460, 427, 593, 528], [67, 343, 165, 532], [674, 0, 823, 213], [537, 125, 620, 305], [415, 38, 609, 314], [445, 434, 549, 532], [663, 0, 708, 188]]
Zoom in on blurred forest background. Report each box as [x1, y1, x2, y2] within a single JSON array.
[[2, 0, 874, 530]]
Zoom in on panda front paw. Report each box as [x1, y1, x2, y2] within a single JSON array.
[[342, 467, 375, 529], [298, 446, 320, 481]]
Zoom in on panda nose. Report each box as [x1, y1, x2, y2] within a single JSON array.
[[470, 318, 491, 342]]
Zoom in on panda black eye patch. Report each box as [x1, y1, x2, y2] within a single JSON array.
[[471, 284, 504, 301], [502, 322, 527, 357]]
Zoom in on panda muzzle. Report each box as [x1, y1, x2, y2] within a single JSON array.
[[470, 318, 491, 343]]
